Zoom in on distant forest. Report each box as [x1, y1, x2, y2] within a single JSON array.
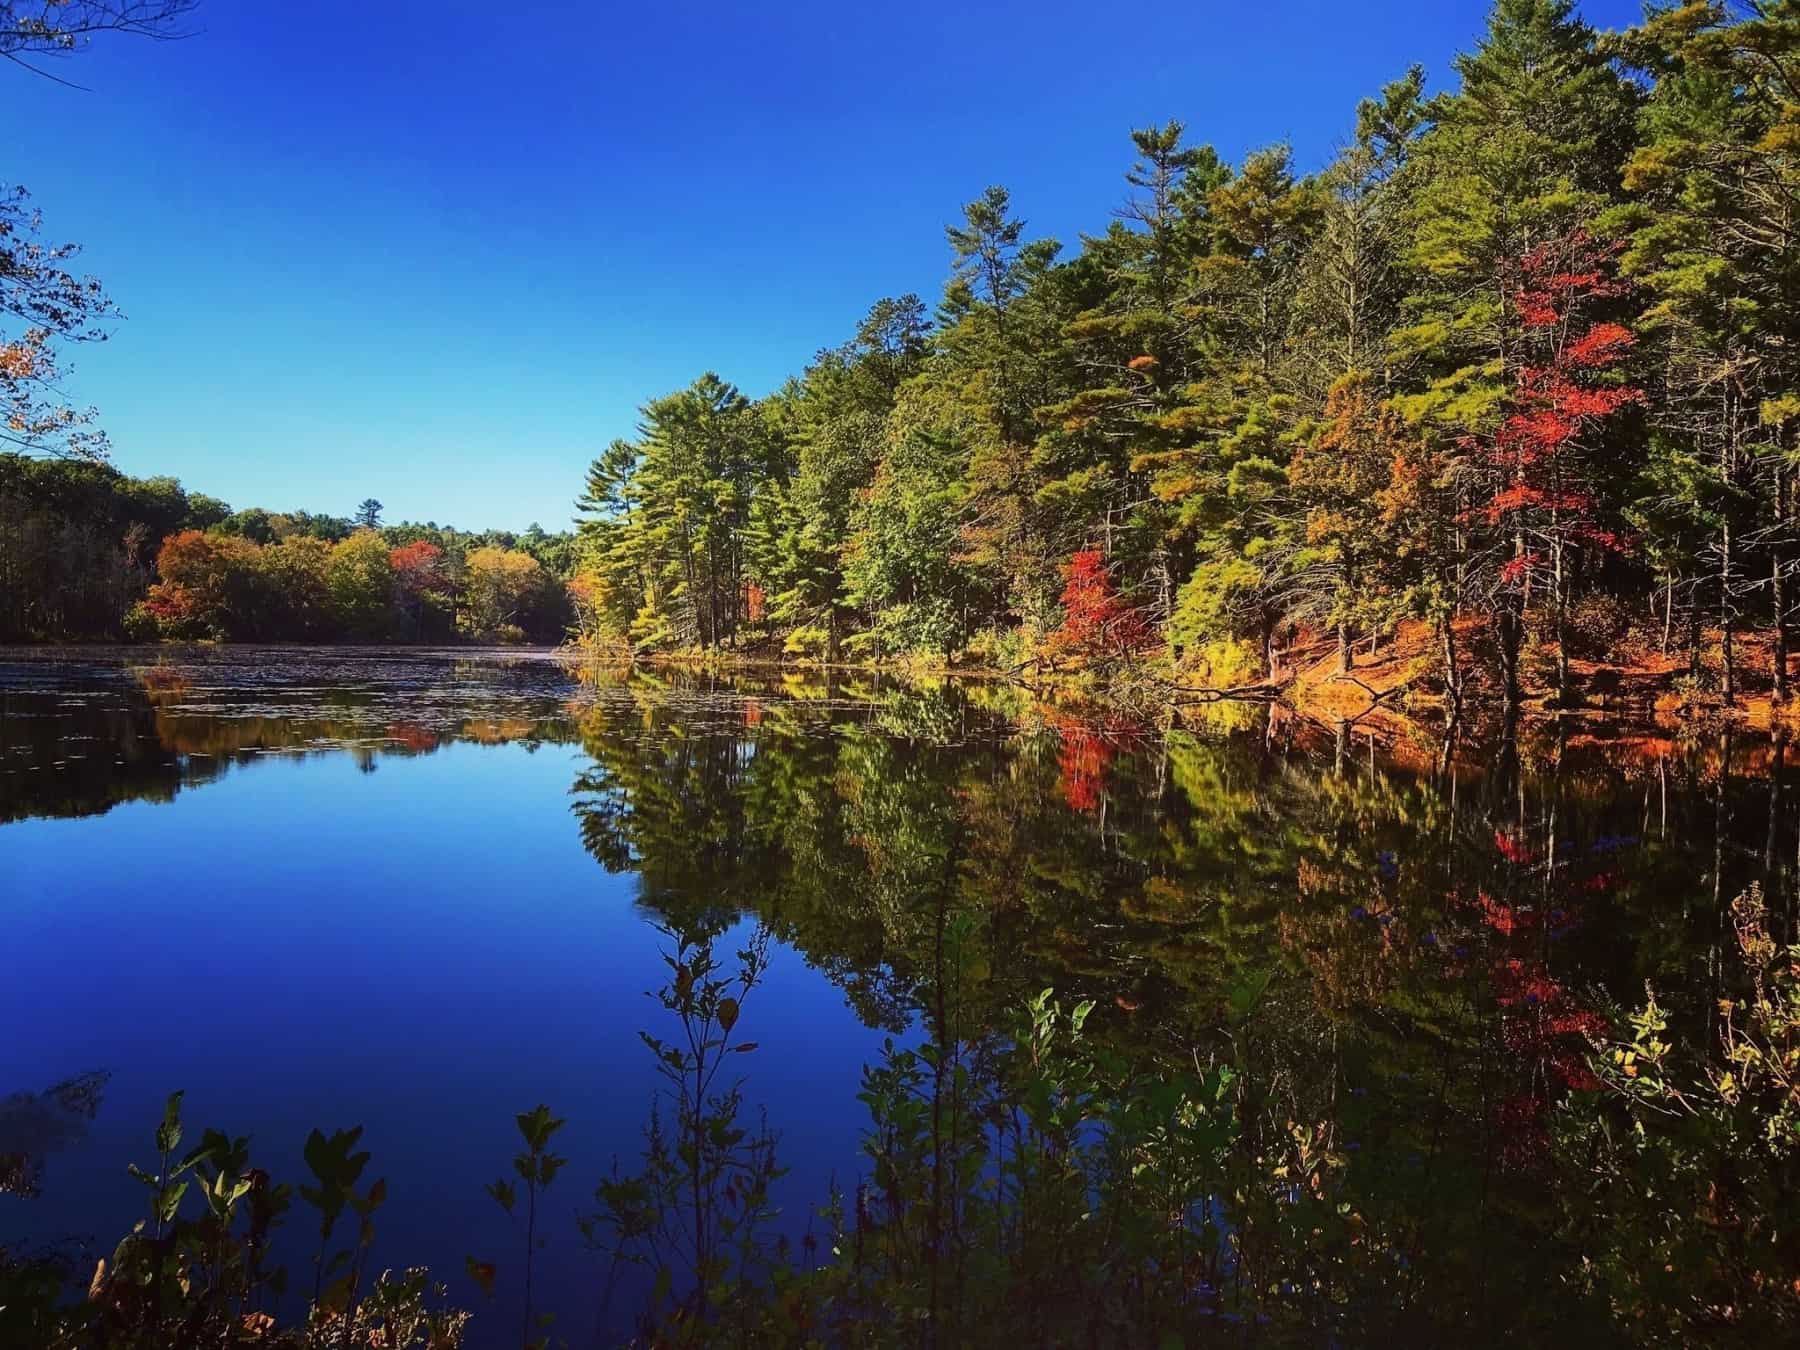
[[0, 457, 575, 643], [565, 0, 1800, 711]]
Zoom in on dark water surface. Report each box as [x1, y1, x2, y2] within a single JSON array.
[[1, 647, 1787, 1342]]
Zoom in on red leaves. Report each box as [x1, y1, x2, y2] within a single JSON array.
[[1057, 724, 1112, 813], [1469, 816, 1615, 1172], [1565, 322, 1635, 368], [143, 580, 201, 623], [1498, 551, 1543, 585], [1486, 485, 1593, 522], [1476, 230, 1644, 598], [1493, 829, 1537, 865], [1045, 549, 1155, 663], [389, 540, 448, 596], [1050, 712, 1145, 815]]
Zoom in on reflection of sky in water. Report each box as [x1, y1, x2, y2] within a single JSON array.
[[1, 655, 892, 1342], [4, 647, 1794, 1342]]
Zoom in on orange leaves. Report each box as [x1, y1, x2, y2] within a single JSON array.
[[389, 540, 447, 596], [0, 341, 37, 380], [142, 580, 201, 623]]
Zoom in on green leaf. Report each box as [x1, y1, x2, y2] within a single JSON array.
[[155, 1091, 184, 1156], [157, 1180, 188, 1223], [486, 1179, 516, 1214]]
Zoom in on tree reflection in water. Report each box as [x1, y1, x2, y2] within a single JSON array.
[[2, 652, 1796, 1341]]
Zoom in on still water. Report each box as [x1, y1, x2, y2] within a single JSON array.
[[0, 647, 1786, 1342]]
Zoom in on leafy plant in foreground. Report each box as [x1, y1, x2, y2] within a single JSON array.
[[1560, 884, 1800, 1341], [479, 1103, 568, 1349]]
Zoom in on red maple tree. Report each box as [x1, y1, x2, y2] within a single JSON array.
[[1478, 230, 1643, 704], [1462, 817, 1613, 1172], [389, 540, 448, 597], [1044, 548, 1155, 665]]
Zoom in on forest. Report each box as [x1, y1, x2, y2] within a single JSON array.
[[16, 1, 1800, 718], [13, 3, 1800, 1346], [0, 457, 575, 643], [566, 0, 1800, 717]]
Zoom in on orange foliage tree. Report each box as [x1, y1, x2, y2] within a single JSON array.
[[143, 529, 263, 638], [390, 540, 451, 638]]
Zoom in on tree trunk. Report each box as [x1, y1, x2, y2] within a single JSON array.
[[1497, 601, 1523, 717], [1337, 621, 1350, 675], [1553, 537, 1572, 706], [1775, 549, 1788, 704], [1722, 517, 1736, 706], [1775, 466, 1789, 703], [1440, 612, 1463, 719]]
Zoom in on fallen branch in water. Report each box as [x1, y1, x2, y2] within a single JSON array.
[[1326, 673, 1425, 731], [1158, 677, 1288, 704], [1334, 672, 1412, 705]]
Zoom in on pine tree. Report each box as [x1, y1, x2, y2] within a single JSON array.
[[1397, 0, 1639, 710], [939, 187, 1067, 633], [1618, 0, 1800, 702]]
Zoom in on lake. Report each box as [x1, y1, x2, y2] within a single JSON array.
[[1, 646, 1787, 1343]]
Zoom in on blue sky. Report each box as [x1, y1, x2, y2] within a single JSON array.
[[10, 0, 1642, 531]]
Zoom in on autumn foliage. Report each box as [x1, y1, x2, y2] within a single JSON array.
[[1483, 231, 1643, 593], [131, 528, 564, 643], [1043, 549, 1155, 665]]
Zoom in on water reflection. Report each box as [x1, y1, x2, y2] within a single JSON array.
[[3, 648, 1796, 1338], [0, 1074, 108, 1201]]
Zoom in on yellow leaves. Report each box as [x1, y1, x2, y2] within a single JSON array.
[[1304, 508, 1354, 546], [1753, 120, 1800, 157], [1150, 473, 1200, 504], [1761, 393, 1800, 428]]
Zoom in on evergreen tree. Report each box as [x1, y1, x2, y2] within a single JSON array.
[[1618, 0, 1800, 701], [1398, 0, 1639, 710]]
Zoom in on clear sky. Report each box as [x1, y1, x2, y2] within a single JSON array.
[[9, 0, 1643, 532]]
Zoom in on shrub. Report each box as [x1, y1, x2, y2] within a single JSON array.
[[781, 623, 828, 658], [1563, 592, 1633, 659], [122, 601, 160, 642], [1560, 885, 1800, 1340]]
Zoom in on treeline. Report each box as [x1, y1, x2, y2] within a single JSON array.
[[571, 0, 1800, 712], [0, 457, 574, 643]]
